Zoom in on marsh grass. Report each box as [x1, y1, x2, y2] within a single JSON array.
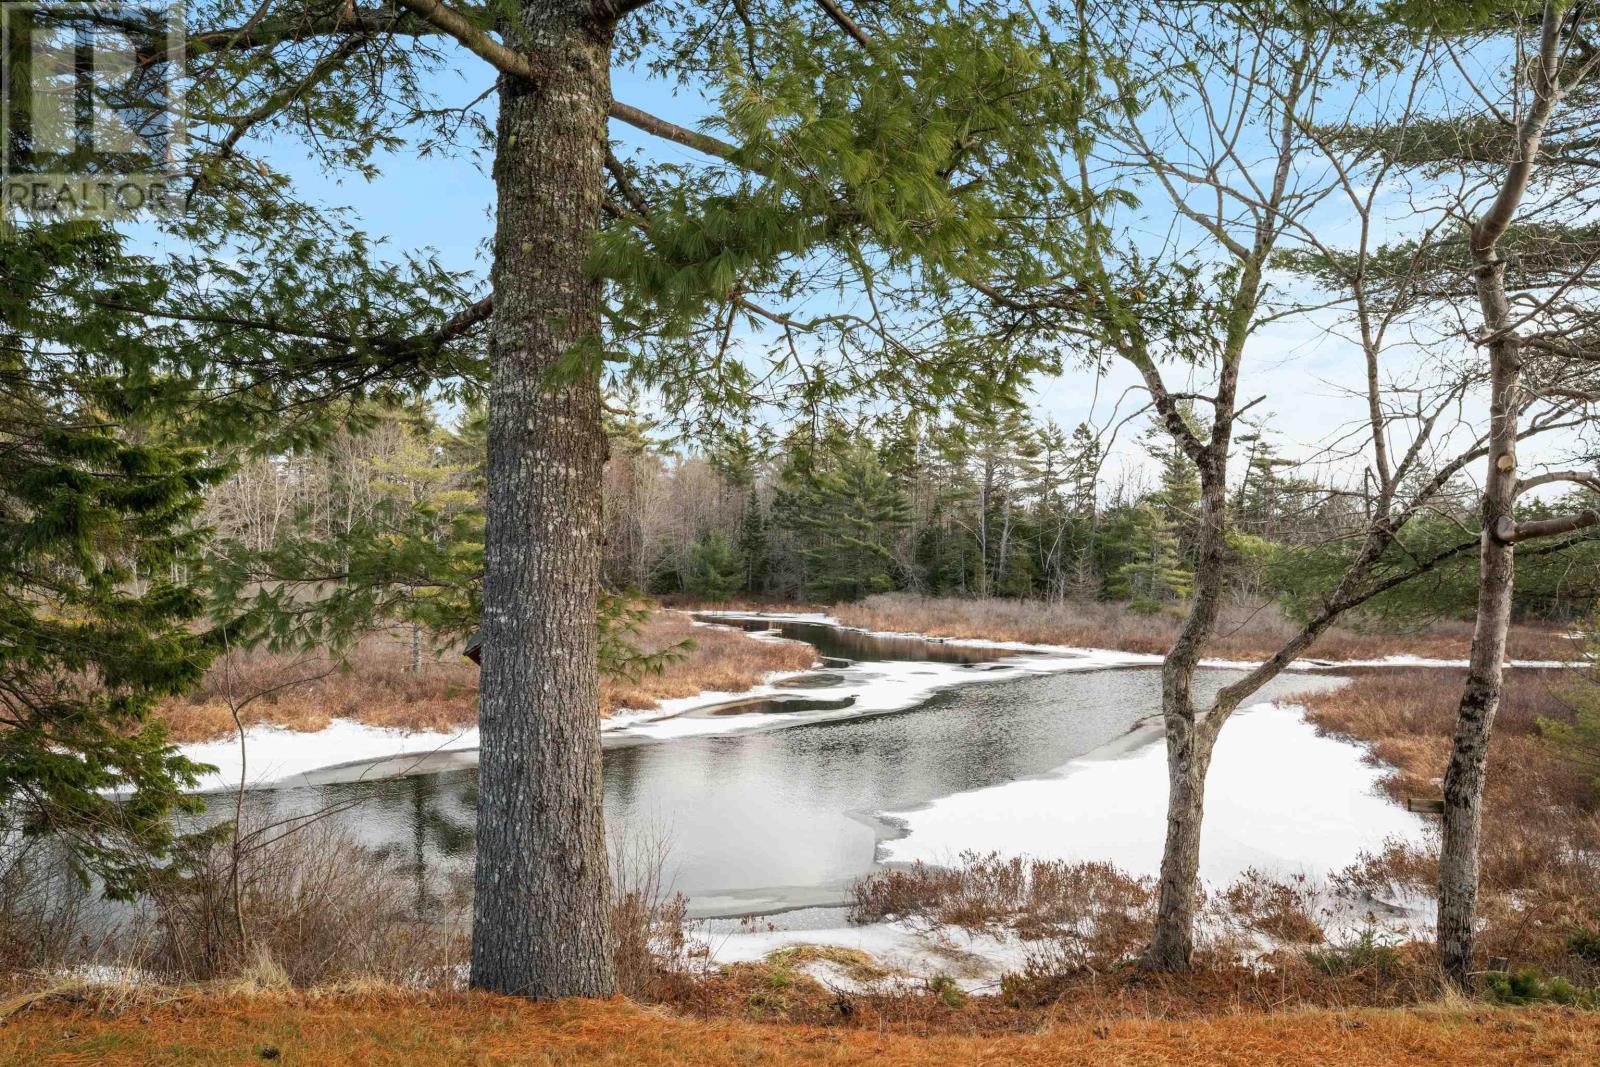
[[1304, 668, 1600, 984], [830, 593, 1577, 662], [153, 613, 816, 742]]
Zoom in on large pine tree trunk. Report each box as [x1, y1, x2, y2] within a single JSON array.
[[470, 0, 617, 998], [1437, 256, 1521, 988]]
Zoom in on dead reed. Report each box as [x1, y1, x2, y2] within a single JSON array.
[[153, 613, 816, 742], [831, 593, 1578, 662]]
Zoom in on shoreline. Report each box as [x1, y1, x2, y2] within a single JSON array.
[[176, 610, 1580, 792]]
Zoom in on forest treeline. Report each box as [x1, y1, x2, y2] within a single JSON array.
[[213, 398, 1600, 628]]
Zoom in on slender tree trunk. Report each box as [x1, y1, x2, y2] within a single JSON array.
[[1143, 454, 1229, 970], [1433, 8, 1576, 987], [1145, 715, 1217, 968], [470, 0, 617, 998], [410, 621, 423, 675], [1438, 257, 1521, 988]]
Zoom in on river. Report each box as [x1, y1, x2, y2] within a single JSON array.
[[225, 617, 1347, 918]]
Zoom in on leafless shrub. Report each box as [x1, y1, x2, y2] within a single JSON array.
[[141, 820, 465, 988], [0, 834, 118, 977], [1212, 869, 1326, 946], [855, 857, 1349, 978], [851, 852, 1157, 967], [608, 824, 699, 1000]]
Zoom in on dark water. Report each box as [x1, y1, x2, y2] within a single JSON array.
[[230, 625, 1342, 917]]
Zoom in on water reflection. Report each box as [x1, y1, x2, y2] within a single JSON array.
[[215, 663, 1341, 917]]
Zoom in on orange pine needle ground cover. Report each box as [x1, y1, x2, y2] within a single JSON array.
[[5, 994, 1600, 1067]]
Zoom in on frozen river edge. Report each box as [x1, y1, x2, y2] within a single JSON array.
[[169, 610, 1501, 992], [176, 609, 1573, 793]]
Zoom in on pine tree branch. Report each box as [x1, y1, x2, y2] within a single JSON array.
[[391, 0, 540, 81], [211, 36, 366, 161], [814, 0, 873, 49], [608, 101, 740, 160]]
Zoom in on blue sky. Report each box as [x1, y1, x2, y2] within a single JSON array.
[[249, 58, 718, 279], [217, 23, 1585, 498]]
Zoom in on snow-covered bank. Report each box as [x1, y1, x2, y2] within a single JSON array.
[[705, 918, 1032, 995], [176, 678, 806, 792], [179, 718, 482, 794], [877, 700, 1425, 884], [179, 625, 1153, 792], [702, 699, 1433, 985]]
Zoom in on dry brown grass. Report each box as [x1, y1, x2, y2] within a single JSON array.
[[851, 853, 1158, 952], [847, 854, 1334, 983], [136, 821, 469, 988], [1298, 668, 1600, 981], [599, 614, 816, 715], [831, 593, 1579, 662], [152, 613, 816, 742], [6, 991, 1600, 1065], [153, 633, 482, 742]]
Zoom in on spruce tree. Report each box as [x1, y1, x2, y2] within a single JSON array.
[[735, 489, 771, 594], [0, 223, 222, 894], [684, 531, 746, 599], [1112, 503, 1192, 613], [790, 444, 910, 601]]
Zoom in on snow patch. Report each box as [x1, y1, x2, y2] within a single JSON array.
[[878, 700, 1426, 886], [180, 718, 481, 793]]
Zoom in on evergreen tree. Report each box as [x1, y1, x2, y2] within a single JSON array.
[[0, 223, 223, 894], [683, 531, 745, 599], [736, 489, 771, 594], [1111, 503, 1192, 614], [936, 390, 1042, 597], [789, 445, 910, 602], [1234, 428, 1320, 542], [1142, 412, 1203, 565]]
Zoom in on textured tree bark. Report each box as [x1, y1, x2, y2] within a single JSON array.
[[1143, 449, 1229, 971], [1437, 255, 1520, 989], [1144, 713, 1217, 969], [1434, 8, 1565, 985], [470, 0, 618, 998]]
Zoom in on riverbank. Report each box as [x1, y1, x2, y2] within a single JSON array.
[[826, 592, 1580, 662], [154, 612, 818, 743], [5, 989, 1598, 1066], [1300, 667, 1600, 986]]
